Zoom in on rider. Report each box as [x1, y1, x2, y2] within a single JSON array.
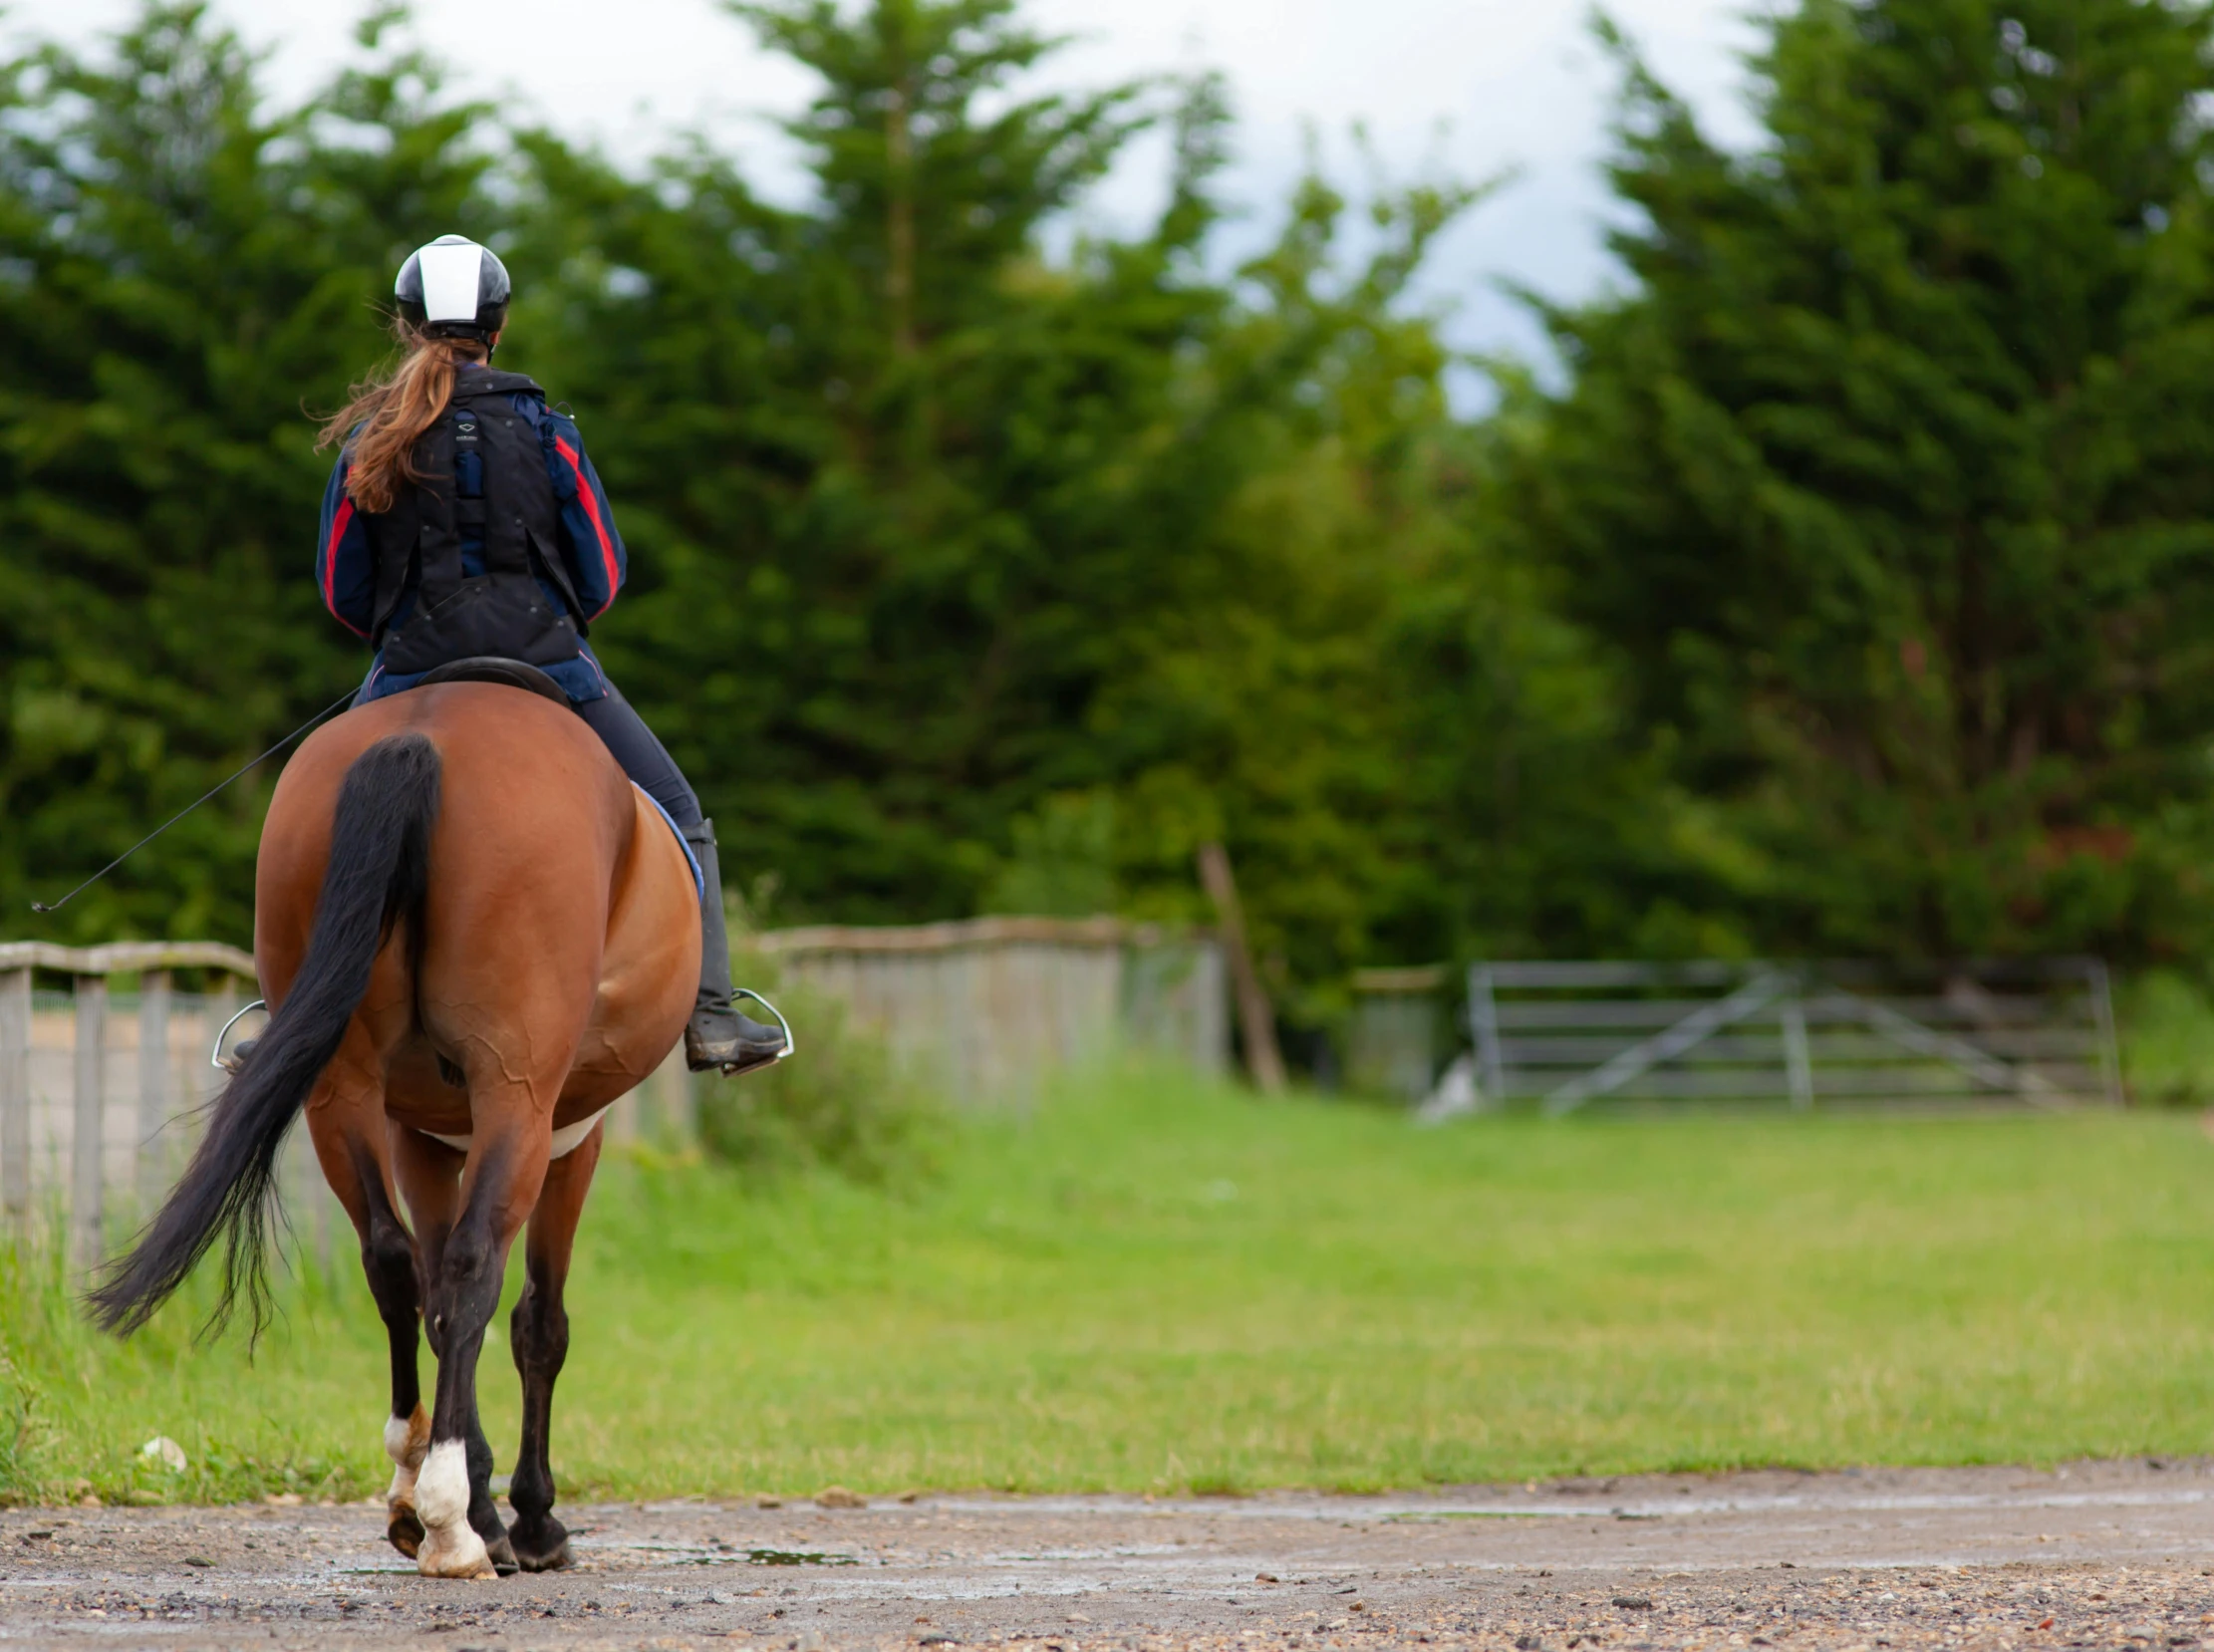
[[313, 233, 785, 1077]]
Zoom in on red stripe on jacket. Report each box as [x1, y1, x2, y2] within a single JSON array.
[[323, 496, 367, 637], [554, 437, 619, 618]]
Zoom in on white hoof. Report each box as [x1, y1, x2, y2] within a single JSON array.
[[413, 1440, 494, 1581], [417, 1517, 495, 1580]]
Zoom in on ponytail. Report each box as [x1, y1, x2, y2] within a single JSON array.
[[316, 327, 487, 513]]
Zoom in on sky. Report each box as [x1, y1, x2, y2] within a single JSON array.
[[21, 0, 1772, 376]]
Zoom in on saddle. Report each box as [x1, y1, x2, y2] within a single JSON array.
[[415, 655, 703, 900], [415, 656, 569, 706]]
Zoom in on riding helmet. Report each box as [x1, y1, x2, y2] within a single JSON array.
[[394, 233, 510, 344]]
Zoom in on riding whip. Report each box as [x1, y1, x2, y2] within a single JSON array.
[[28, 687, 359, 914]]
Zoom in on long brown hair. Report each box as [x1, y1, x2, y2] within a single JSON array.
[[316, 327, 487, 513]]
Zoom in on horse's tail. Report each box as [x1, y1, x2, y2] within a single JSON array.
[[89, 732, 441, 1339]]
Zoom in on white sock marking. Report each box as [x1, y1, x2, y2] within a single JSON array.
[[385, 1412, 425, 1468], [414, 1440, 471, 1532], [384, 1409, 429, 1510]]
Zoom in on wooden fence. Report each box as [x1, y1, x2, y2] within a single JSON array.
[[0, 920, 1226, 1261], [0, 942, 278, 1266], [0, 943, 688, 1269], [1, 934, 2112, 1251], [753, 916, 1227, 1104]]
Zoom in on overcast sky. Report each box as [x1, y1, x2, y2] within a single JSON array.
[[22, 0, 1772, 374]]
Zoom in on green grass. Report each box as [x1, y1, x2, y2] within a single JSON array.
[[7, 1070, 2214, 1505]]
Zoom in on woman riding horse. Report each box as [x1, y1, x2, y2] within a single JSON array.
[[88, 237, 794, 1579], [316, 233, 782, 1077]]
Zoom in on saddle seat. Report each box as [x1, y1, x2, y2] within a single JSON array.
[[415, 656, 569, 706]]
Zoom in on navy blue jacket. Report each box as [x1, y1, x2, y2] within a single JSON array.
[[317, 378, 627, 703]]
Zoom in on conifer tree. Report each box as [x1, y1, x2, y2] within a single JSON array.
[[0, 0, 1574, 1019], [0, 6, 488, 942], [1510, 0, 2214, 958], [523, 0, 1496, 987]]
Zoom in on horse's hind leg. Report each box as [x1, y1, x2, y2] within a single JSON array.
[[395, 1125, 522, 1579], [360, 1164, 429, 1556], [505, 1124, 603, 1571], [303, 1047, 429, 1558]]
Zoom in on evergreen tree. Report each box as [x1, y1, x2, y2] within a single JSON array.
[[497, 2, 1197, 922], [0, 6, 490, 943], [0, 0, 1642, 1029], [514, 0, 1504, 1000], [1507, 0, 2214, 960]]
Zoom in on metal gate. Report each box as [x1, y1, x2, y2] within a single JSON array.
[[1465, 959, 2121, 1114]]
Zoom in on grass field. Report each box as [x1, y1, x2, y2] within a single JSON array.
[[6, 1071, 2214, 1506]]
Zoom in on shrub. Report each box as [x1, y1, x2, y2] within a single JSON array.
[[694, 978, 942, 1184], [2118, 971, 2214, 1109]]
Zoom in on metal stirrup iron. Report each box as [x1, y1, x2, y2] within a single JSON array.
[[732, 988, 795, 1062]]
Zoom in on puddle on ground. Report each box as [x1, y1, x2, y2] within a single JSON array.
[[339, 1544, 860, 1575], [592, 1541, 859, 1568], [741, 1548, 857, 1566]]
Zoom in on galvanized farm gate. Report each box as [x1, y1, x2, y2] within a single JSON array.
[[1463, 959, 2121, 1114]]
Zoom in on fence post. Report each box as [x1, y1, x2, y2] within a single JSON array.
[[652, 1050, 695, 1143], [207, 975, 239, 1067], [1468, 965, 1504, 1108], [138, 969, 171, 1213], [0, 968, 28, 1235], [2087, 959, 2123, 1107], [1782, 994, 1813, 1111], [72, 975, 107, 1269]]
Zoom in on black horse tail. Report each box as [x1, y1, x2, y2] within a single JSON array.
[[88, 732, 440, 1339]]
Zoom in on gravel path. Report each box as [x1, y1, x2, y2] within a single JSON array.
[[4, 1459, 2214, 1649]]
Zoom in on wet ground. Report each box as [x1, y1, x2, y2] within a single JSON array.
[[5, 1459, 2214, 1649]]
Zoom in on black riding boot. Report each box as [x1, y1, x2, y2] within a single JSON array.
[[682, 820, 789, 1077]]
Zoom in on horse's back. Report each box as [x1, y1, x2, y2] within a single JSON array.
[[263, 685, 628, 930]]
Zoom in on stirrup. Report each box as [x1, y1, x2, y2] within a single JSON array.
[[686, 988, 794, 1077]]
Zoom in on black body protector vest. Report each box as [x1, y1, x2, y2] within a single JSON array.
[[363, 369, 585, 676]]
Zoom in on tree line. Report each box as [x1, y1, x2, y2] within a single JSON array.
[[4, 0, 2212, 1046]]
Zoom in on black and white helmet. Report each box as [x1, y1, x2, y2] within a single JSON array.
[[394, 233, 510, 343]]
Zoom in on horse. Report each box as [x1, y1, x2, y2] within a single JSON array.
[[90, 669, 702, 1579]]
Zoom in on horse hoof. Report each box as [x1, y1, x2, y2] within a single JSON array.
[[416, 1520, 496, 1580], [516, 1536, 573, 1572], [387, 1504, 424, 1559], [507, 1514, 573, 1572], [483, 1529, 520, 1577]]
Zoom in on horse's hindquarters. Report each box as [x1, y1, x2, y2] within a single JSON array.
[[562, 786, 700, 1109]]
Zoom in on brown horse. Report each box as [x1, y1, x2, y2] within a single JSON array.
[[91, 679, 699, 1578]]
